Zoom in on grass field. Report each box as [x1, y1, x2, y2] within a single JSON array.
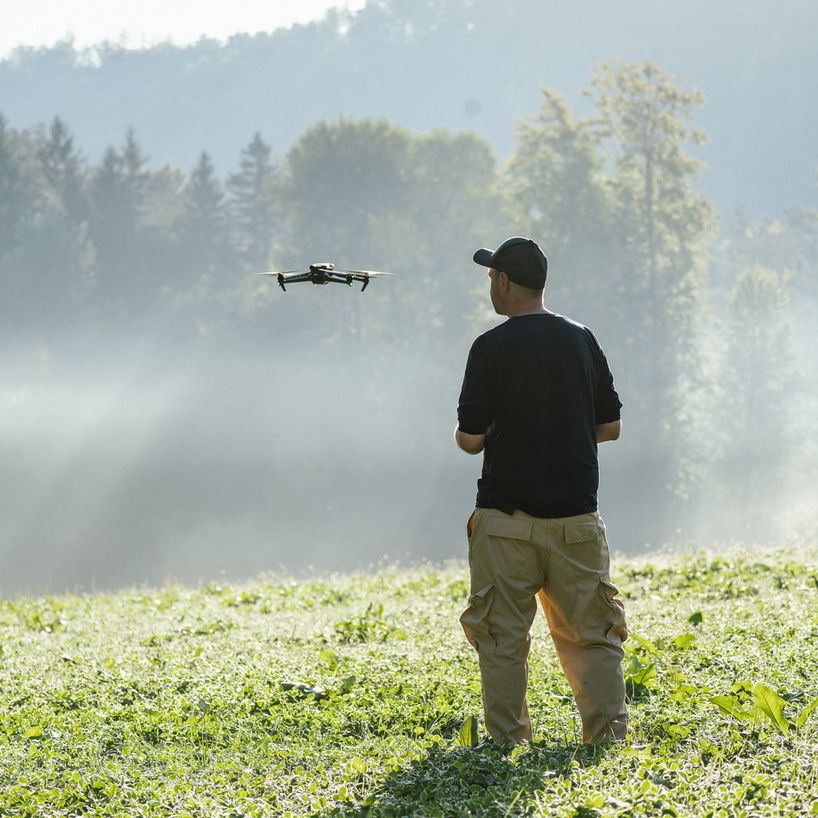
[[2, 543, 818, 817]]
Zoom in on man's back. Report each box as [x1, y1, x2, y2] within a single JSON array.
[[458, 312, 621, 518]]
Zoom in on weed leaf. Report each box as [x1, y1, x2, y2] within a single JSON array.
[[752, 684, 791, 734], [796, 695, 818, 730], [630, 633, 658, 654], [319, 649, 340, 670], [672, 633, 697, 649], [339, 675, 356, 695], [456, 715, 479, 747], [711, 695, 752, 721]]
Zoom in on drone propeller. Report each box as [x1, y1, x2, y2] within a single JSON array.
[[256, 270, 302, 276], [335, 268, 394, 277]]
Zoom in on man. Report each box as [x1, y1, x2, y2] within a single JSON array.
[[454, 236, 628, 745]]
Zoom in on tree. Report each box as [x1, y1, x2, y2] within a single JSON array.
[[591, 61, 716, 426], [87, 129, 186, 319], [38, 117, 88, 224], [591, 63, 718, 528], [0, 118, 94, 335], [0, 115, 27, 264], [281, 117, 410, 260], [89, 142, 142, 313], [505, 61, 718, 538], [403, 128, 503, 339], [718, 204, 818, 369], [227, 133, 278, 274], [175, 151, 230, 292], [505, 89, 618, 330], [715, 265, 804, 533], [19, 117, 97, 327], [506, 63, 717, 384], [273, 117, 500, 348], [273, 117, 414, 343]]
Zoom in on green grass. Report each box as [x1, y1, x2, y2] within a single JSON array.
[[2, 545, 818, 817]]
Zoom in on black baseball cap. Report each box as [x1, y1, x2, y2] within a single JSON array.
[[473, 236, 548, 289]]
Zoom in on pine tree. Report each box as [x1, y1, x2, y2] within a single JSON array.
[[21, 117, 97, 324], [227, 133, 277, 273], [88, 132, 150, 314], [0, 115, 26, 263], [176, 151, 230, 291], [38, 117, 88, 223]]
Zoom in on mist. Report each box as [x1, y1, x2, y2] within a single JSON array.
[[6, 297, 813, 597], [0, 325, 484, 594], [2, 2, 817, 597]]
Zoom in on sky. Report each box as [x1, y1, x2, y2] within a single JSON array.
[[0, 0, 367, 58]]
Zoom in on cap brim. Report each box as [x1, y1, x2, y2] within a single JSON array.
[[473, 248, 494, 267]]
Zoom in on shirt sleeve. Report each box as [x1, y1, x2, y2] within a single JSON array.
[[586, 329, 622, 424], [457, 335, 494, 435]]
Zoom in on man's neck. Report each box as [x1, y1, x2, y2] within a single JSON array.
[[506, 304, 550, 317]]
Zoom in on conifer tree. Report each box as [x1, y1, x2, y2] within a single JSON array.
[[24, 117, 96, 323], [0, 115, 26, 263], [227, 133, 277, 273], [176, 151, 230, 292], [88, 131, 151, 314], [38, 117, 88, 223]]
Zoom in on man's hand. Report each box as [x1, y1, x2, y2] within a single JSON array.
[[596, 420, 622, 443], [454, 425, 486, 454]]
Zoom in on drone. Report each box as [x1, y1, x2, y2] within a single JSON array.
[[257, 263, 393, 292]]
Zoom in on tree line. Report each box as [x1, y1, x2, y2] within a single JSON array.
[[1, 59, 816, 543]]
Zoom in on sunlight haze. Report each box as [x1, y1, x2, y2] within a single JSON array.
[[0, 0, 365, 57], [1, 0, 815, 598]]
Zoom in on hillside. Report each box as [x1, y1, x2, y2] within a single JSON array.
[[2, 544, 817, 816], [1, 0, 817, 218]]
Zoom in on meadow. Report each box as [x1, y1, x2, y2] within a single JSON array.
[[1, 543, 817, 817]]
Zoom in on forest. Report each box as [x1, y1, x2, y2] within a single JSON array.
[[3, 0, 817, 220], [1, 57, 817, 593]]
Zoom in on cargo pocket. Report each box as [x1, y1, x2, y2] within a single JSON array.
[[598, 579, 628, 643], [564, 521, 600, 545], [486, 516, 533, 541], [556, 519, 607, 626], [459, 583, 496, 654]]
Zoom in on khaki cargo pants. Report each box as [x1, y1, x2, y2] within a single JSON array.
[[460, 507, 628, 744]]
